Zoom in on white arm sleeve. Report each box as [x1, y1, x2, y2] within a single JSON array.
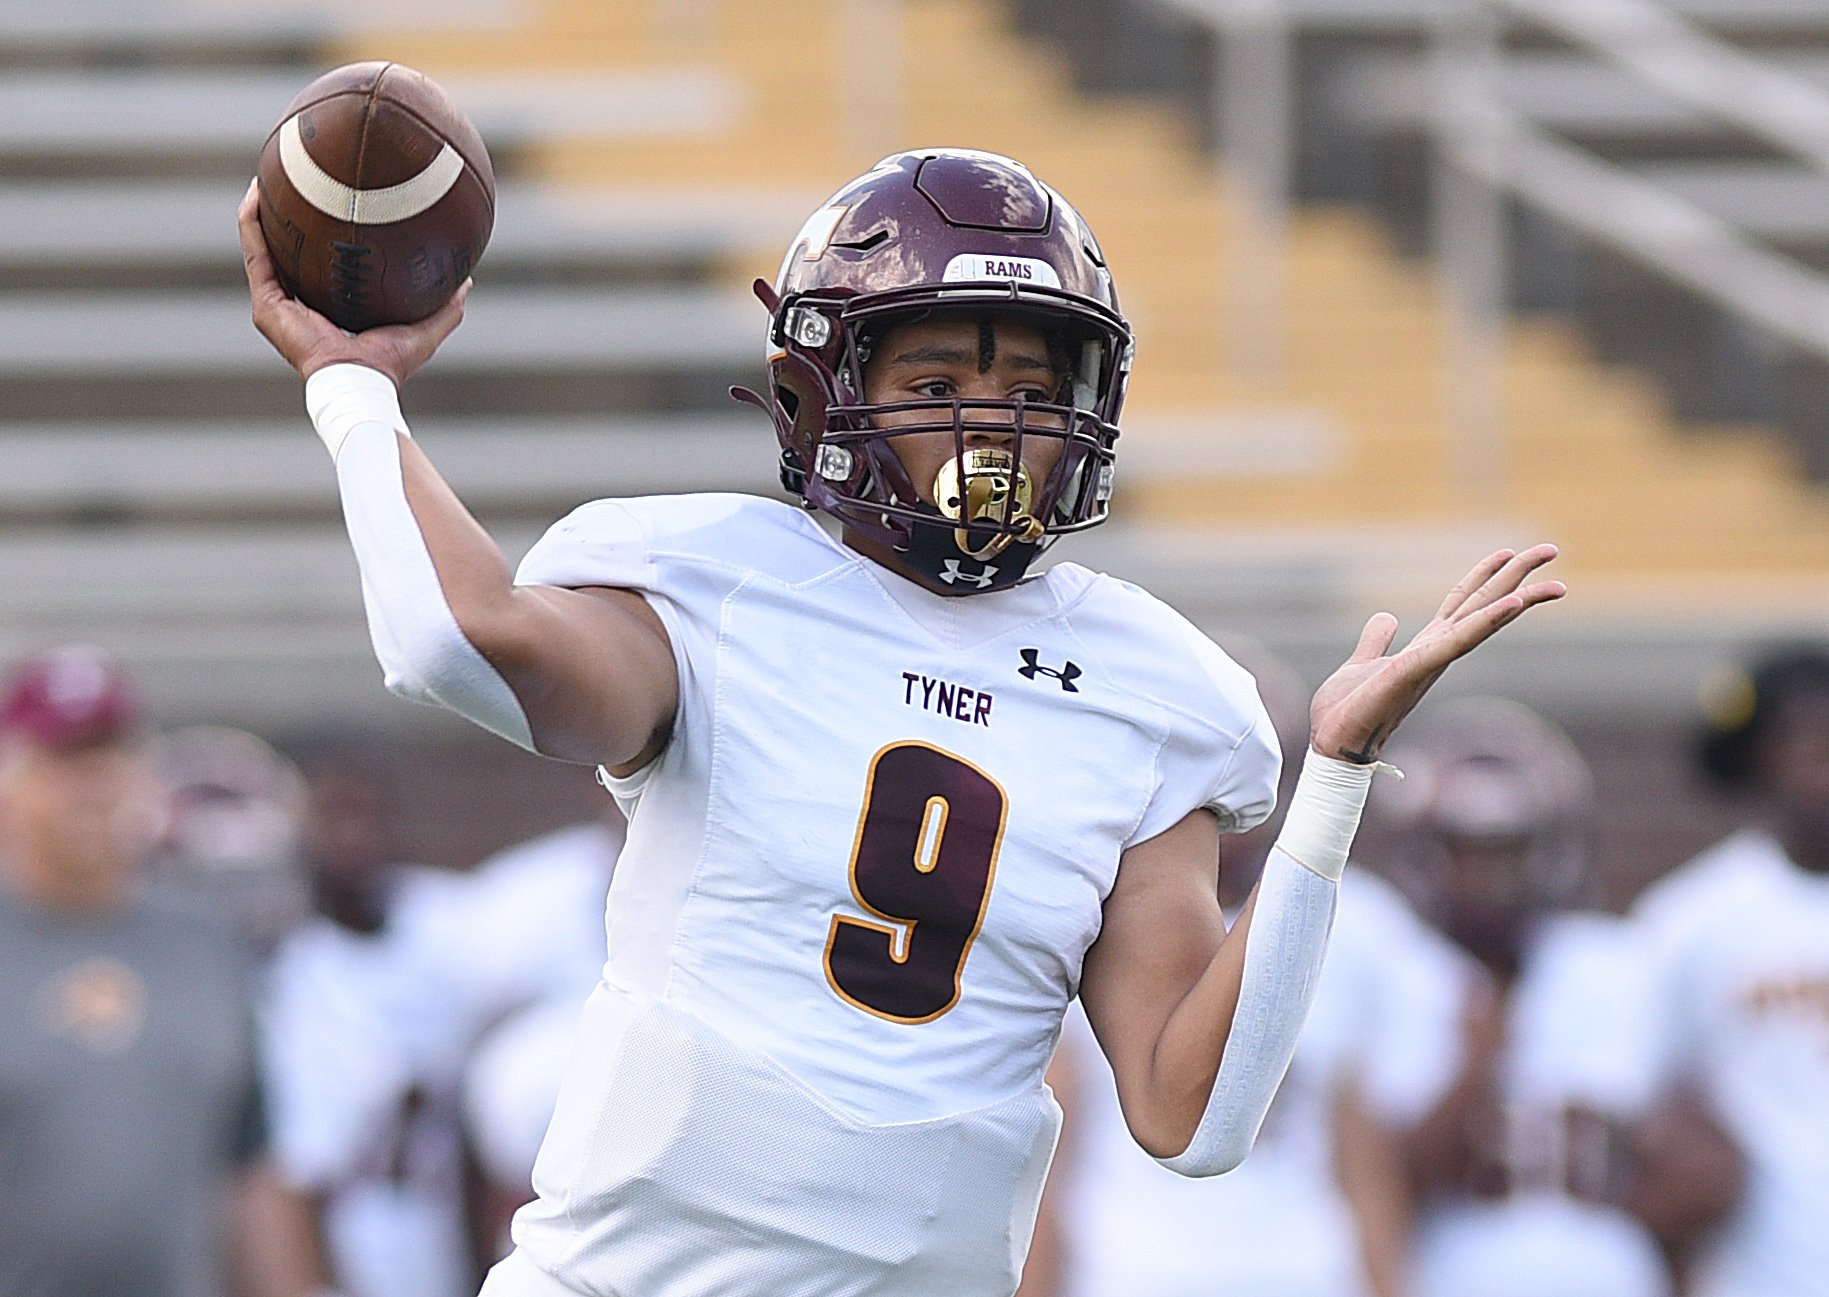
[[306, 364, 535, 749], [1155, 750, 1375, 1177]]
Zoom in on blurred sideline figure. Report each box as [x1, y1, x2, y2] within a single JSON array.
[[1385, 697, 1675, 1297], [1037, 644, 1467, 1297], [261, 753, 479, 1297], [152, 725, 311, 957], [1618, 647, 1829, 1297], [259, 743, 624, 1292], [0, 647, 313, 1297], [450, 813, 625, 1259]]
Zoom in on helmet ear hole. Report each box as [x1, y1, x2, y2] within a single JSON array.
[[774, 372, 823, 451]]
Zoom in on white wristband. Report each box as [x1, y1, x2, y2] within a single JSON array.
[[305, 363, 408, 461], [1271, 750, 1377, 883]]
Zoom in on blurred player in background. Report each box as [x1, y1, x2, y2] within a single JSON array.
[[260, 753, 479, 1297], [0, 646, 312, 1297], [152, 724, 311, 957], [1043, 645, 1466, 1297], [1385, 698, 1684, 1297], [241, 147, 1562, 1297], [1616, 646, 1829, 1297], [261, 760, 623, 1294], [444, 811, 624, 1258]]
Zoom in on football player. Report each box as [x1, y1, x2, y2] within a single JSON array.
[[1384, 698, 1676, 1297], [239, 148, 1563, 1297], [1616, 647, 1829, 1297], [260, 755, 480, 1297]]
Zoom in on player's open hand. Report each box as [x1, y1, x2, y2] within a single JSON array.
[[1308, 545, 1565, 764], [238, 179, 468, 387]]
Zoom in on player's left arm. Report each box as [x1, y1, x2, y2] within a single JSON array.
[[229, 1165, 335, 1297], [1081, 546, 1564, 1173]]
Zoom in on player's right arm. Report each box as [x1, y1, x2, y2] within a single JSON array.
[[239, 182, 677, 769]]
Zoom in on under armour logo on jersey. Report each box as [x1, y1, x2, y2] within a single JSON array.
[[940, 559, 996, 589], [1018, 648, 1081, 692]]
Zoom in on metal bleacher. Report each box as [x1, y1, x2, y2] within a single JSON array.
[[0, 0, 808, 735], [1006, 0, 1829, 710], [10, 0, 1829, 751], [1189, 0, 1829, 461]]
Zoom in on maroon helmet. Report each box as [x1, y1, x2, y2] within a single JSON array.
[[1382, 698, 1596, 970], [733, 149, 1133, 593]]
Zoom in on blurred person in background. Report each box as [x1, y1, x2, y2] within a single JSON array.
[[1386, 697, 1690, 1297], [260, 751, 480, 1297], [1615, 646, 1829, 1297], [1039, 645, 1468, 1297], [446, 810, 625, 1260], [152, 724, 312, 957], [263, 770, 625, 1285], [0, 646, 313, 1297]]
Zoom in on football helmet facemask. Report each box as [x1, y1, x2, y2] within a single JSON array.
[[733, 149, 1133, 594]]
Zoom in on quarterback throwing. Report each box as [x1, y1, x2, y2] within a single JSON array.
[[240, 148, 1563, 1297]]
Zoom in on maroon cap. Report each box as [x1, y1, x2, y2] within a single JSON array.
[[0, 646, 142, 750]]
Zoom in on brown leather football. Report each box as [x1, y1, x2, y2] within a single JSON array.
[[256, 62, 494, 331]]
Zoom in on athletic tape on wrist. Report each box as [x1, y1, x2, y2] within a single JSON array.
[[305, 363, 408, 461], [1270, 750, 1377, 883]]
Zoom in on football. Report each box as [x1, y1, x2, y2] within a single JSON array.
[[256, 61, 495, 331]]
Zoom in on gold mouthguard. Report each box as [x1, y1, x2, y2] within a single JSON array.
[[933, 448, 1044, 560]]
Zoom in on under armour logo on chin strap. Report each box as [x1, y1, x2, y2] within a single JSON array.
[[940, 559, 996, 589], [1018, 648, 1082, 692]]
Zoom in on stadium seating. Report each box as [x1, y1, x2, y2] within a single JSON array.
[[361, 0, 1829, 692], [3, 0, 1827, 738]]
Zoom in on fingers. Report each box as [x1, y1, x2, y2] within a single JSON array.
[[1447, 543, 1560, 624], [1433, 548, 1514, 622], [1410, 575, 1565, 672], [1348, 611, 1400, 664], [1516, 577, 1567, 608], [361, 278, 471, 383], [239, 179, 299, 357], [426, 277, 472, 344], [404, 279, 471, 371], [238, 179, 280, 298]]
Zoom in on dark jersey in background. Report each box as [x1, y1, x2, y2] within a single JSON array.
[[0, 892, 264, 1297]]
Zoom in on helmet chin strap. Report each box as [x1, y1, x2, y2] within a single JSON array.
[[893, 521, 1043, 594]]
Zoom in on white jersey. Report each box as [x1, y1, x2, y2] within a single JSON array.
[[1623, 830, 1829, 1297], [261, 867, 476, 1297], [430, 820, 622, 1031], [450, 822, 623, 1195], [466, 995, 589, 1197], [1413, 912, 1671, 1297], [1059, 870, 1467, 1297], [504, 494, 1280, 1297]]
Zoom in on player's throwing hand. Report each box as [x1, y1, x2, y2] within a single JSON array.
[[238, 180, 469, 386]]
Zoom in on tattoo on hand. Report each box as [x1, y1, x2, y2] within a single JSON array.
[[1340, 723, 1390, 765]]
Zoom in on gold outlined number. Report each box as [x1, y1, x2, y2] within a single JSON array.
[[824, 742, 1008, 1024]]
